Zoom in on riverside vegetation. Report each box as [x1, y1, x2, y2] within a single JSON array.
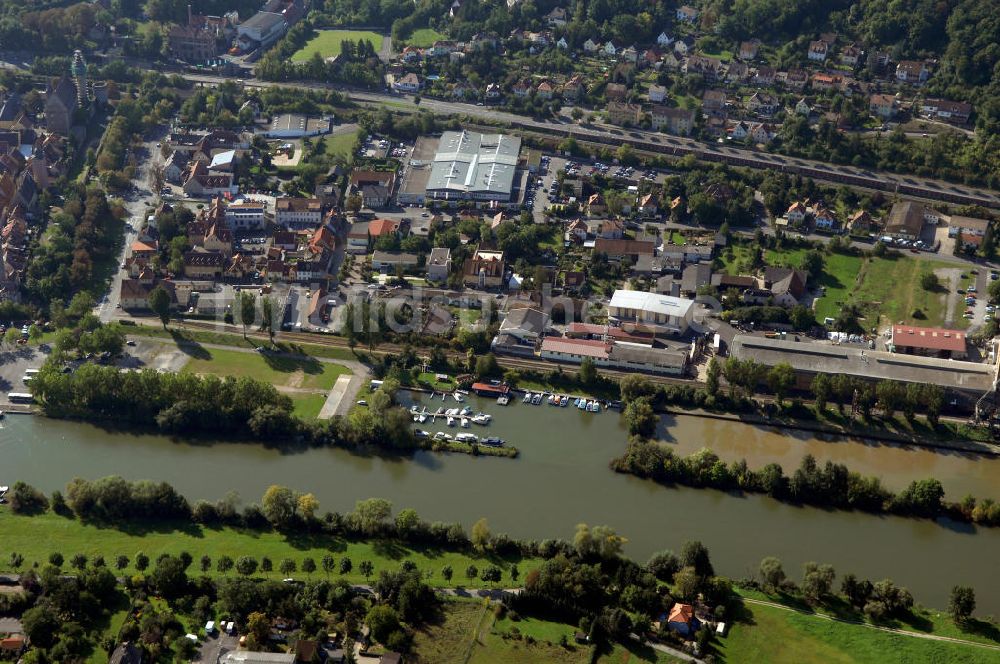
[[1, 479, 996, 663]]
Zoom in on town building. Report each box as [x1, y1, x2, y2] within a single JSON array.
[[274, 197, 323, 229], [263, 114, 332, 138], [425, 131, 521, 206], [884, 200, 929, 240], [891, 324, 968, 359], [426, 247, 452, 282], [649, 106, 694, 135], [45, 77, 77, 135], [607, 289, 695, 336], [237, 11, 288, 51], [225, 200, 267, 229], [462, 247, 506, 288], [606, 101, 643, 126]]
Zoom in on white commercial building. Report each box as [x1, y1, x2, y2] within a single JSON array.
[[607, 289, 695, 335], [225, 199, 267, 229]]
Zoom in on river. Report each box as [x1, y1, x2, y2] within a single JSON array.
[[3, 393, 1000, 613]]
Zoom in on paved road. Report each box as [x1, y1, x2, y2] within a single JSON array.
[[96, 129, 168, 322], [171, 72, 1000, 210]]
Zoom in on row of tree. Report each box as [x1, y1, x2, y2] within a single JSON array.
[[611, 440, 971, 521]]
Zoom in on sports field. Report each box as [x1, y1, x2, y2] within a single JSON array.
[[291, 29, 384, 62]]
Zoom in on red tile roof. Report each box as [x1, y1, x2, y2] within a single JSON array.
[[891, 325, 966, 353]]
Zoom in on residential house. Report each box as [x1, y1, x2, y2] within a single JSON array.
[[556, 37, 568, 50], [274, 197, 322, 229], [685, 55, 721, 80], [512, 79, 533, 98], [795, 98, 811, 116], [947, 215, 989, 238], [729, 120, 750, 141], [702, 89, 727, 113], [164, 151, 187, 183], [182, 161, 235, 197], [620, 45, 639, 64], [593, 238, 654, 263], [605, 82, 628, 101], [642, 47, 664, 69], [637, 192, 659, 216], [749, 122, 776, 144], [606, 101, 643, 126], [168, 24, 218, 62], [896, 60, 930, 85], [920, 98, 972, 124], [847, 210, 876, 235], [649, 106, 694, 135], [546, 7, 568, 26], [426, 247, 452, 282], [680, 263, 712, 297], [597, 218, 625, 239], [368, 218, 401, 243], [462, 247, 506, 289], [747, 91, 778, 115], [583, 38, 600, 53], [840, 43, 862, 67], [808, 40, 829, 62], [648, 84, 668, 103], [666, 603, 699, 637], [869, 93, 897, 119], [676, 5, 699, 22], [738, 39, 760, 60], [393, 72, 423, 93], [813, 206, 838, 231], [602, 41, 618, 57], [810, 73, 841, 91], [563, 75, 585, 100], [763, 266, 808, 306], [673, 36, 695, 56], [346, 220, 370, 254], [495, 307, 549, 353], [726, 60, 750, 83], [565, 218, 589, 243], [108, 642, 144, 664], [753, 66, 776, 87], [785, 202, 807, 226], [183, 250, 224, 279], [657, 32, 674, 47], [536, 80, 555, 100], [586, 193, 607, 215], [783, 69, 808, 90]]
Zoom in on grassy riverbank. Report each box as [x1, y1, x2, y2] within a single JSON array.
[[0, 511, 538, 588], [720, 589, 1000, 664]]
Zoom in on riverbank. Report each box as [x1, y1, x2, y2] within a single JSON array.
[[665, 406, 1000, 457], [0, 510, 537, 588]]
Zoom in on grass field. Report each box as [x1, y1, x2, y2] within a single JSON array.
[[128, 323, 359, 362], [291, 392, 329, 419], [291, 30, 384, 62], [322, 131, 358, 163], [0, 512, 538, 589], [180, 347, 350, 391], [405, 28, 447, 47], [717, 599, 1000, 663]]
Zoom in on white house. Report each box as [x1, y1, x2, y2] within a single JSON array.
[[225, 199, 267, 229], [583, 38, 599, 53], [656, 31, 674, 47]]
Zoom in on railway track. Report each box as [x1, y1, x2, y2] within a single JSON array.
[[150, 318, 698, 387]]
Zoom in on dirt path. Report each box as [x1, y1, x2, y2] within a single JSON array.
[[936, 266, 962, 326], [742, 597, 1000, 651]]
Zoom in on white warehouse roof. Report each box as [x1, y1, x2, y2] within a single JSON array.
[[609, 289, 694, 318]]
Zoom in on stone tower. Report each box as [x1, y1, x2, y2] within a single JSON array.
[[71, 49, 88, 107]]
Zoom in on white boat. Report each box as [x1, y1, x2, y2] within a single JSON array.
[[433, 431, 452, 441], [532, 393, 543, 405], [442, 392, 447, 401], [481, 436, 505, 447], [417, 413, 428, 423], [410, 405, 420, 414], [460, 406, 473, 416], [547, 394, 555, 405], [412, 415, 420, 422], [453, 392, 465, 402], [455, 432, 478, 443], [446, 416, 456, 427], [577, 399, 586, 410], [593, 402, 601, 413], [414, 429, 428, 438], [460, 417, 470, 428], [561, 395, 569, 407], [497, 395, 510, 406], [445, 408, 459, 416], [471, 413, 491, 425], [523, 392, 532, 403]]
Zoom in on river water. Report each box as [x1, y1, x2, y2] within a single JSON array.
[[3, 393, 1000, 613]]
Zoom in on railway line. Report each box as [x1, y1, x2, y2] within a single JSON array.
[[143, 318, 698, 387]]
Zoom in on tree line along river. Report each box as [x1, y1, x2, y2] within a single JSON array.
[[3, 391, 1000, 613]]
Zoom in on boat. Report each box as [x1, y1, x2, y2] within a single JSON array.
[[453, 392, 465, 403], [433, 431, 452, 441], [592, 401, 601, 413], [573, 398, 581, 407], [410, 405, 420, 414], [414, 429, 428, 438], [471, 413, 491, 425], [455, 432, 478, 443], [561, 396, 569, 407], [442, 392, 447, 401], [481, 436, 505, 447], [417, 413, 428, 423], [532, 393, 543, 405], [523, 392, 532, 403], [577, 398, 587, 410], [456, 389, 470, 395], [460, 406, 473, 416], [497, 395, 510, 406], [460, 417, 470, 428], [547, 394, 555, 405], [446, 416, 456, 427], [412, 415, 420, 422]]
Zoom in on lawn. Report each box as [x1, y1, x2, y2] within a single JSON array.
[[181, 347, 350, 391], [291, 392, 329, 419], [291, 29, 384, 62], [322, 131, 357, 163], [0, 511, 539, 589], [411, 599, 594, 664], [405, 28, 447, 47], [716, 589, 1000, 664]]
